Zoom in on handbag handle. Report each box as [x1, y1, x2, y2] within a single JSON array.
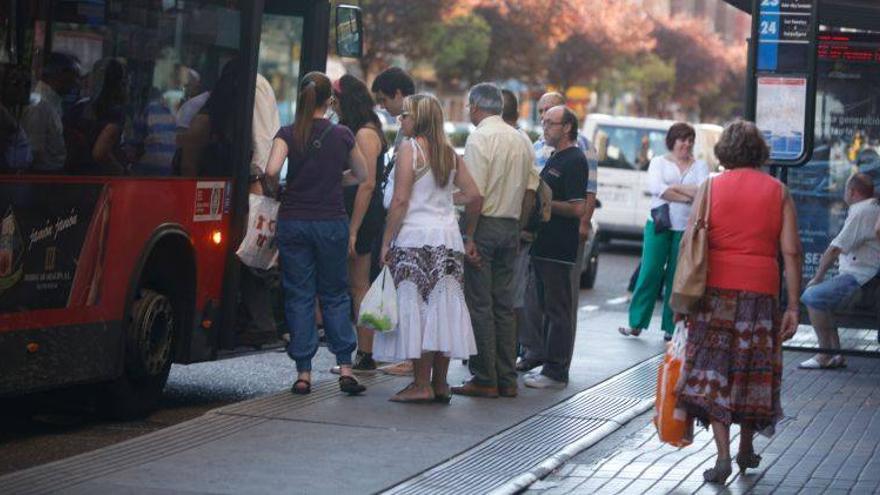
[[693, 178, 712, 230]]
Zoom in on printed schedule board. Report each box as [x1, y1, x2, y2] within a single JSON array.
[[751, 0, 817, 164], [756, 76, 807, 160]]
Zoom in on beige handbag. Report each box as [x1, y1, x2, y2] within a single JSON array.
[[670, 178, 712, 314]]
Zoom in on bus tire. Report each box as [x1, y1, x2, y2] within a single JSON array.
[[101, 288, 175, 419]]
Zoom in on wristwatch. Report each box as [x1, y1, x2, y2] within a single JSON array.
[[249, 173, 264, 183]]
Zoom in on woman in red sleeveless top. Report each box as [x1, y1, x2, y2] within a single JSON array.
[[677, 121, 803, 483]]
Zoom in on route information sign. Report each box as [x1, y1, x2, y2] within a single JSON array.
[[757, 0, 813, 72], [751, 0, 817, 164]]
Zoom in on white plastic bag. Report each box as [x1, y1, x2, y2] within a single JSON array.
[[670, 320, 689, 392], [357, 266, 398, 333], [235, 193, 279, 270]]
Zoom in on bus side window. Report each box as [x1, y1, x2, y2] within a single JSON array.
[[44, 1, 244, 178], [178, 60, 241, 178]]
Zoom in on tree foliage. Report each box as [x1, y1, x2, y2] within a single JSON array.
[[356, 0, 449, 76], [621, 53, 676, 116], [651, 16, 742, 115], [426, 14, 491, 86], [350, 0, 747, 120]]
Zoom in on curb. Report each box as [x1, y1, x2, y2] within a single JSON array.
[[382, 354, 662, 495], [489, 401, 654, 495]]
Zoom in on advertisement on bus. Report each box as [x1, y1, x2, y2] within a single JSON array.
[[0, 183, 108, 313]]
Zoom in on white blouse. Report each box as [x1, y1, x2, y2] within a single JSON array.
[[647, 155, 709, 231]]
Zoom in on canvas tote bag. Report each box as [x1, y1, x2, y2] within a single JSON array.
[[670, 178, 712, 314]]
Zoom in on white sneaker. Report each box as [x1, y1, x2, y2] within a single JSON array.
[[524, 374, 567, 390]]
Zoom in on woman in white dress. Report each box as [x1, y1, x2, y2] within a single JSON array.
[[375, 94, 483, 403]]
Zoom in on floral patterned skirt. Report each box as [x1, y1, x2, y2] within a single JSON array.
[[677, 287, 783, 436], [372, 244, 476, 361]]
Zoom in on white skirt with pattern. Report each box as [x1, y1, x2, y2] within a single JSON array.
[[372, 226, 475, 361]]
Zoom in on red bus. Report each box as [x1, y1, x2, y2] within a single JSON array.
[[0, 0, 362, 416]]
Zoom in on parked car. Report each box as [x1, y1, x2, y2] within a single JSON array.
[[580, 215, 600, 289], [582, 114, 722, 241]]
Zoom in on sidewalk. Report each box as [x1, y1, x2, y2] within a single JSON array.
[[0, 309, 668, 495], [525, 349, 880, 495]]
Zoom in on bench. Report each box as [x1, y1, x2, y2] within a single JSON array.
[[834, 275, 880, 340]]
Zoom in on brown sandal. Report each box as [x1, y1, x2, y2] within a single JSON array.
[[339, 375, 366, 395]]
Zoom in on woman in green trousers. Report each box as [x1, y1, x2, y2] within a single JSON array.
[[619, 123, 709, 339]]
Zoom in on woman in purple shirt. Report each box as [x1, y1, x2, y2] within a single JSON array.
[[264, 72, 368, 396]]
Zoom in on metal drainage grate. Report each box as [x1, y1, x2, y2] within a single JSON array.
[[382, 355, 662, 495], [384, 417, 609, 495], [216, 373, 395, 418], [541, 394, 648, 420], [0, 373, 393, 495], [0, 414, 258, 495]]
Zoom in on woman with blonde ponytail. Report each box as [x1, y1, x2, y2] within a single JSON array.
[[264, 71, 369, 396], [374, 94, 483, 403]]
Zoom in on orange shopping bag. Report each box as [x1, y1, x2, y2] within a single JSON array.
[[654, 321, 693, 447]]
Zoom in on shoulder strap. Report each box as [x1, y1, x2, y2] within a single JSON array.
[[410, 139, 425, 167], [287, 123, 335, 183], [310, 123, 335, 152], [410, 139, 431, 182]]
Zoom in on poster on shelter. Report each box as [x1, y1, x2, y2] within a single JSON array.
[[789, 32, 880, 280]]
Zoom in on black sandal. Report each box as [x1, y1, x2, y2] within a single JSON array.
[[291, 379, 311, 395], [339, 375, 366, 395]]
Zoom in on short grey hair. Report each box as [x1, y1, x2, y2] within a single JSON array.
[[468, 83, 503, 115]]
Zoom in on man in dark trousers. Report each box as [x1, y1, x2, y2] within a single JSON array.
[[522, 106, 587, 389]]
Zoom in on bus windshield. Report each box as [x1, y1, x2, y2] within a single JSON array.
[[596, 124, 668, 171]]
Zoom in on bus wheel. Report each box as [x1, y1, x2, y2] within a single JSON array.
[[101, 289, 175, 419]]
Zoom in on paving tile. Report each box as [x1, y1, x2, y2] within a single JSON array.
[[748, 482, 782, 494], [851, 481, 880, 494], [613, 479, 658, 494], [563, 478, 612, 494], [592, 479, 636, 495], [542, 476, 589, 495], [664, 481, 704, 494], [826, 479, 856, 491], [638, 465, 670, 480], [525, 356, 880, 495]]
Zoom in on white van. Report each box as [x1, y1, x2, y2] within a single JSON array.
[[583, 114, 722, 240]]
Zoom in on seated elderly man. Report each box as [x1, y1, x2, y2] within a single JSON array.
[[800, 173, 880, 369]]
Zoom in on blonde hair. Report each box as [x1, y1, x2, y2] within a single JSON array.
[[403, 94, 456, 186]]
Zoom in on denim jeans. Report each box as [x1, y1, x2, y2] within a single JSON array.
[[801, 274, 861, 312], [277, 218, 356, 372]]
